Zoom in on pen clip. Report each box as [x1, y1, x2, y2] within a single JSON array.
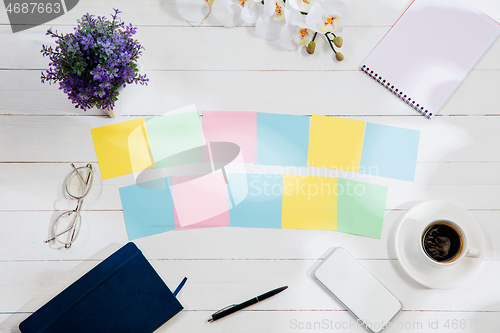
[[208, 304, 237, 323], [213, 304, 237, 316]]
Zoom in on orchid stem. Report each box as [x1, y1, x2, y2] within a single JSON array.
[[312, 32, 317, 42], [325, 34, 337, 54]]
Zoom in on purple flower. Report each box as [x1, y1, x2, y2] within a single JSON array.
[[40, 9, 148, 111]]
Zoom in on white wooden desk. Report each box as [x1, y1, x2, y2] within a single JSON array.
[[1, 0, 500, 332]]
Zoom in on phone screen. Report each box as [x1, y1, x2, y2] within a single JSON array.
[[314, 247, 402, 333]]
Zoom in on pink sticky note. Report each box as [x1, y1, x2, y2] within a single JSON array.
[[202, 111, 257, 163], [171, 172, 230, 227], [174, 207, 229, 231]]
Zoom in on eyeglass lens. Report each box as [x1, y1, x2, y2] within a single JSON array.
[[66, 165, 93, 199], [53, 210, 82, 247]]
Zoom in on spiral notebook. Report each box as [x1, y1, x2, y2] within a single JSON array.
[[361, 0, 500, 118]]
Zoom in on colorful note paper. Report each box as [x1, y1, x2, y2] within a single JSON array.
[[336, 178, 388, 239], [91, 118, 154, 180], [257, 113, 310, 167], [282, 175, 337, 230], [171, 171, 230, 227], [145, 111, 204, 167], [106, 111, 398, 240], [119, 178, 175, 240], [226, 171, 248, 208], [229, 174, 282, 229], [359, 123, 420, 181], [308, 115, 366, 171], [174, 207, 230, 231], [202, 111, 257, 163], [167, 176, 230, 231]]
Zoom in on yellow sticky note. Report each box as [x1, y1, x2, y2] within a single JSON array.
[[91, 118, 155, 180], [282, 175, 337, 230], [307, 115, 366, 172]]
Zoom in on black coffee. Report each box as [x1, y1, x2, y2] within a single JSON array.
[[422, 223, 462, 262]]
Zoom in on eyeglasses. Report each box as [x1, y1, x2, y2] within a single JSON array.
[[45, 163, 94, 249]]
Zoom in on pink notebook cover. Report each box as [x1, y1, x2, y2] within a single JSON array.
[[361, 0, 500, 118]]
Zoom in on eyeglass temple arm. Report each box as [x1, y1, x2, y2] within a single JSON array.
[[71, 163, 92, 187], [45, 225, 74, 243]]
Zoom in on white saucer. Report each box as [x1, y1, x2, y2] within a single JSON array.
[[394, 200, 485, 289]]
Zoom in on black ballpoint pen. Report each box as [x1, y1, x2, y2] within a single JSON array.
[[208, 286, 288, 322]]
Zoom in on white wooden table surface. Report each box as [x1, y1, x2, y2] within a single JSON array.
[[1, 0, 500, 332]]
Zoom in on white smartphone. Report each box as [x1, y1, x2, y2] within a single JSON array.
[[313, 247, 402, 333]]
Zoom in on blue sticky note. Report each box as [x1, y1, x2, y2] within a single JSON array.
[[227, 172, 250, 208], [119, 178, 175, 240], [229, 174, 283, 229], [359, 123, 420, 181], [257, 113, 310, 167]]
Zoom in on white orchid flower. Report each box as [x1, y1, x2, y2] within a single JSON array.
[[255, 0, 288, 40], [241, 0, 264, 23], [210, 0, 264, 27], [212, 0, 244, 27], [176, 0, 349, 61], [279, 5, 313, 50], [287, 0, 316, 14], [305, 0, 349, 34], [176, 0, 213, 26]]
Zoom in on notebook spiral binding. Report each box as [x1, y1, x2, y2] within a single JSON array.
[[361, 65, 433, 119]]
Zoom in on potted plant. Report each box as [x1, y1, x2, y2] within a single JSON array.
[[41, 9, 148, 117]]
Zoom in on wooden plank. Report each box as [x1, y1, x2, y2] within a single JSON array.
[[2, 310, 500, 333], [1, 0, 499, 28], [2, 70, 499, 116], [2, 25, 500, 71], [0, 0, 234, 27], [0, 161, 500, 211], [0, 209, 499, 261], [1, 160, 500, 212], [1, 116, 500, 163], [1, 259, 499, 313]]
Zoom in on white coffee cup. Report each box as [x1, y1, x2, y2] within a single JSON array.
[[420, 220, 480, 266]]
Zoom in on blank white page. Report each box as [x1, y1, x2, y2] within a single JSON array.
[[361, 0, 500, 118]]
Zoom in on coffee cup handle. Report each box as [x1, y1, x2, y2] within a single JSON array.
[[465, 248, 481, 258]]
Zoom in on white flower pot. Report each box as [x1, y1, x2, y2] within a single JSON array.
[[99, 86, 124, 118]]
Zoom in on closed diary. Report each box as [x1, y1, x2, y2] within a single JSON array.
[[19, 242, 183, 333]]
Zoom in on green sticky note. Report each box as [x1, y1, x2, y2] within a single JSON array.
[[337, 178, 388, 239], [145, 112, 204, 167]]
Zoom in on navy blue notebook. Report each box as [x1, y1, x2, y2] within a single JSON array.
[[19, 242, 183, 333]]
